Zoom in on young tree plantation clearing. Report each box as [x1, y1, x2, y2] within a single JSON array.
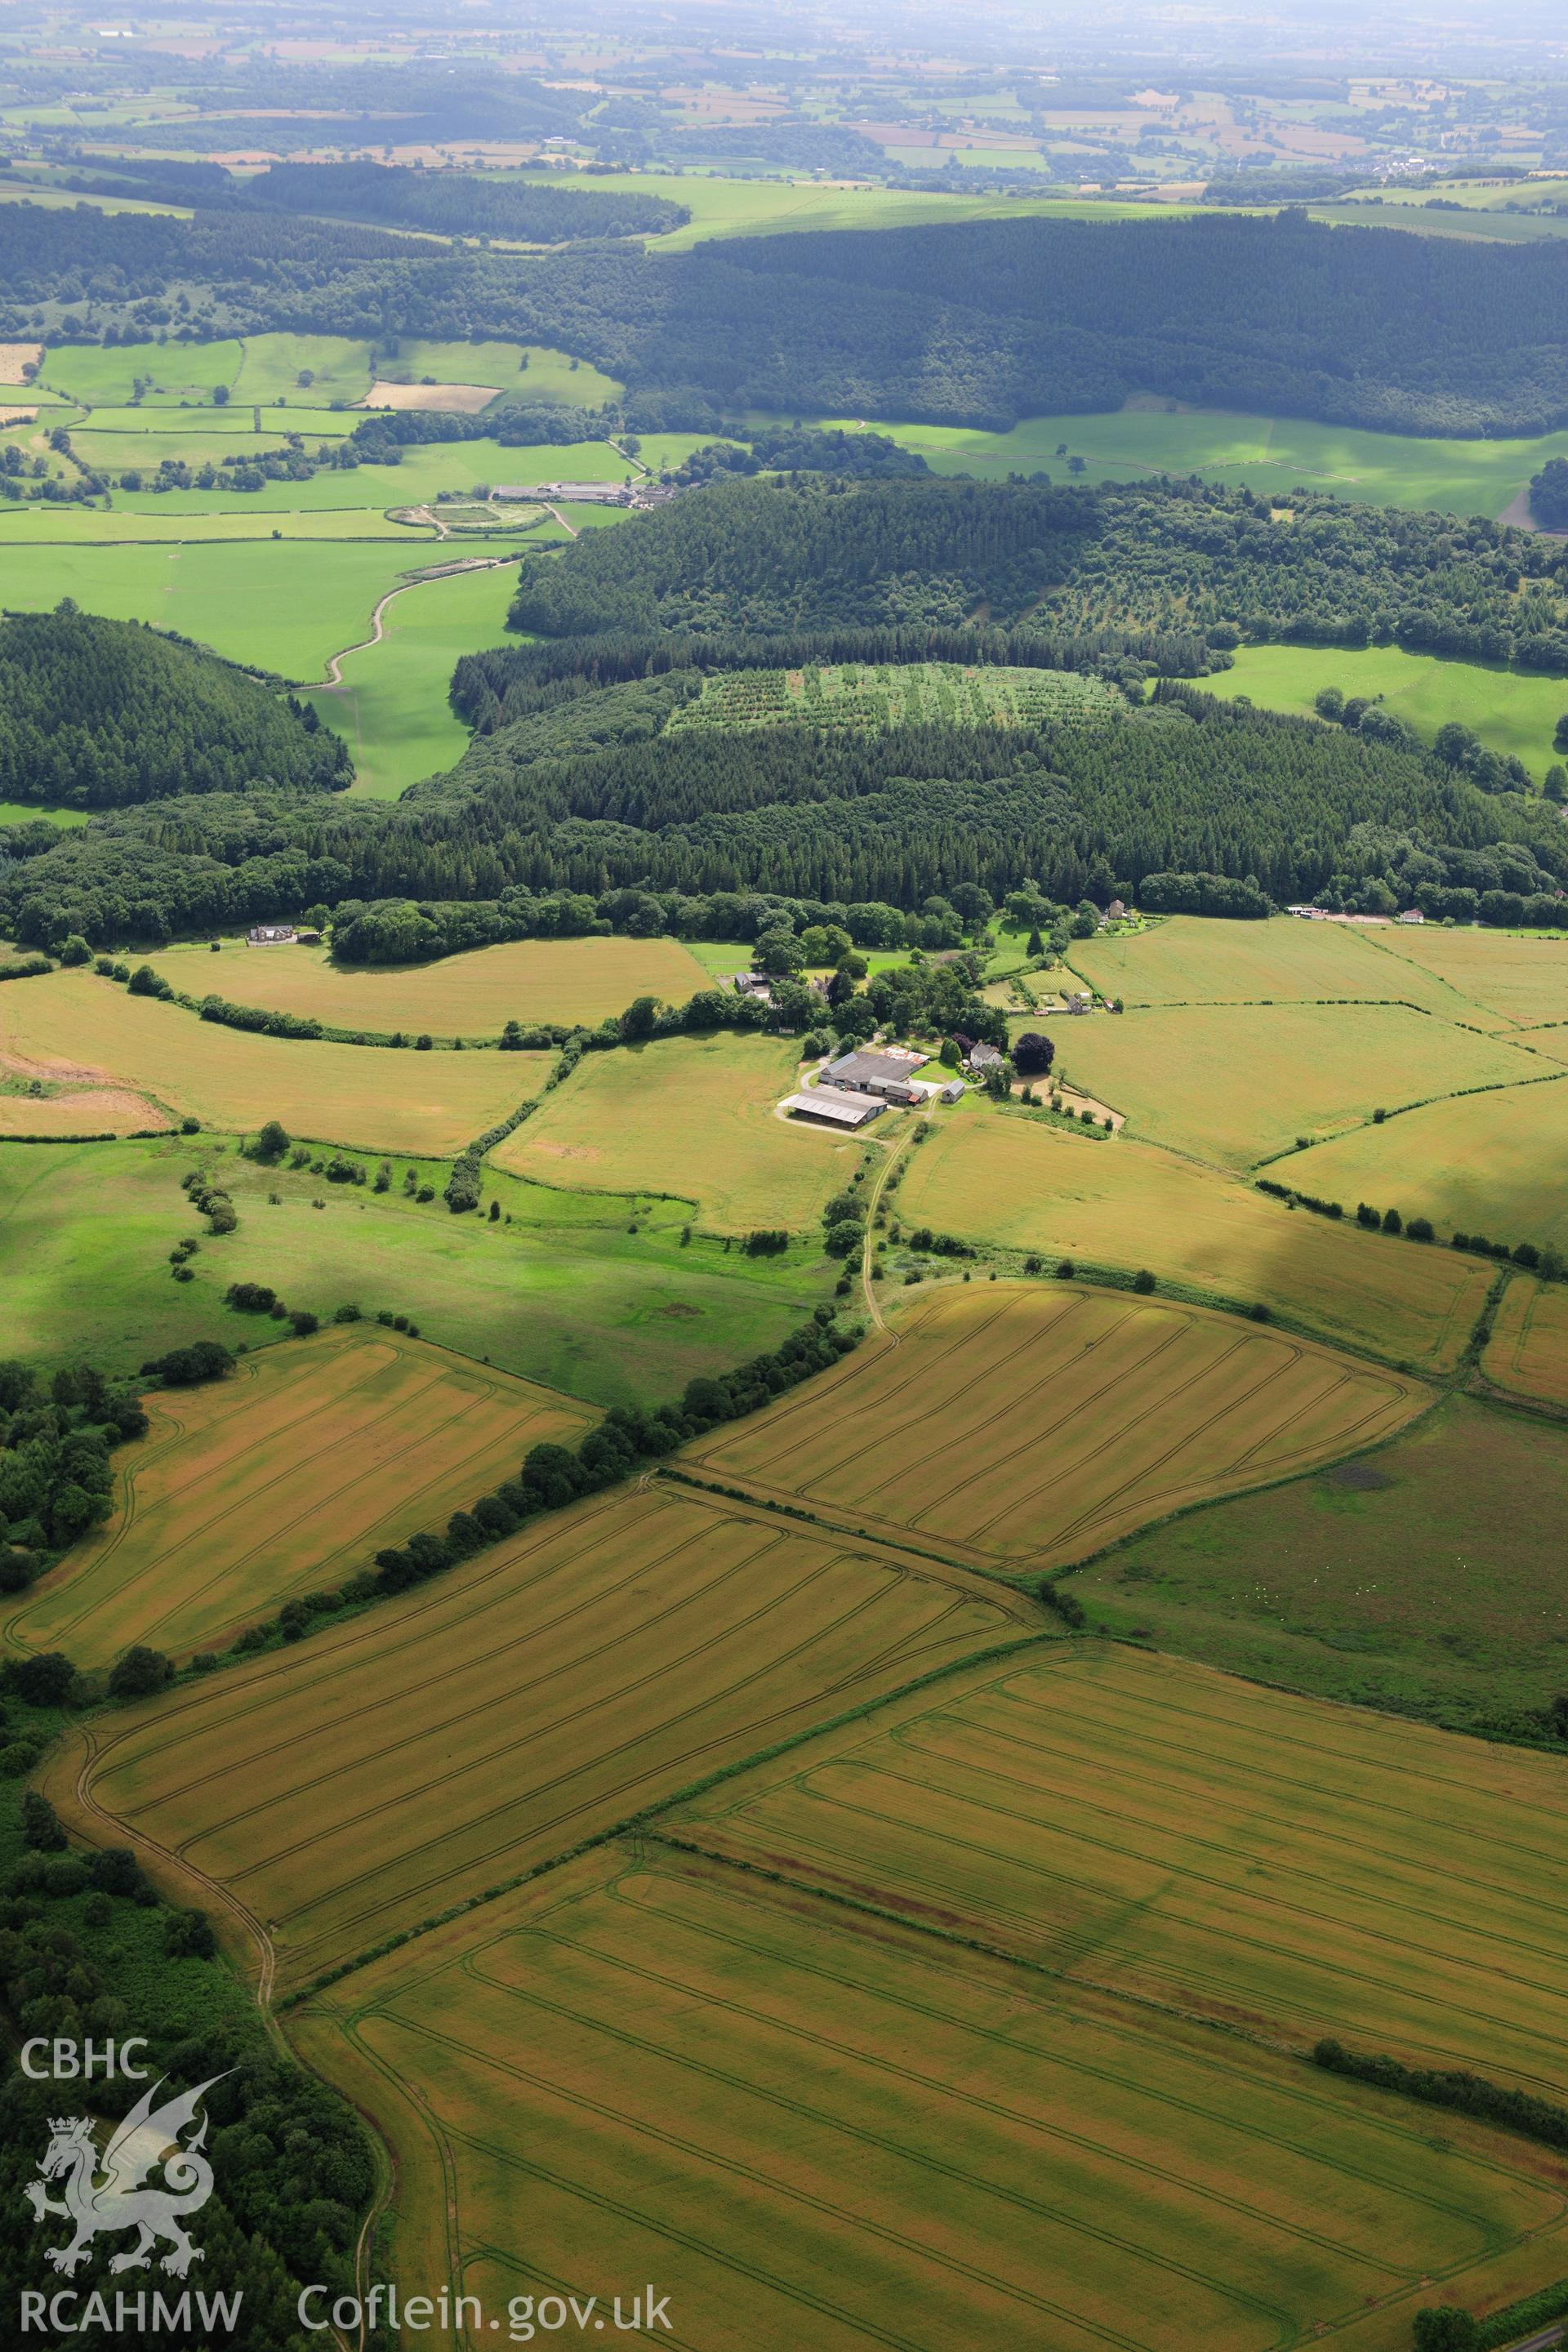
[[492, 1034, 856, 1234], [1079, 1395, 1568, 1737], [292, 1840, 1566, 2352], [0, 970, 541, 1154], [5, 1325, 592, 1670], [688, 1284, 1426, 1575], [1056, 1001, 1539, 1173], [1480, 1275, 1568, 1412], [143, 935, 714, 1037], [674, 1643, 1568, 2103], [896, 1116, 1495, 1373], [47, 1481, 1027, 1993], [1285, 1077, 1568, 1253]]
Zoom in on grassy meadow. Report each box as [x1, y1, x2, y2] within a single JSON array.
[[689, 1281, 1426, 1573], [1285, 1077, 1568, 1250], [143, 935, 714, 1036], [895, 1114, 1495, 1372], [0, 969, 541, 1152], [0, 1135, 831, 1404], [294, 1835, 1567, 2352], [1078, 1396, 1568, 1735], [6, 1325, 592, 1668], [492, 1033, 857, 1233], [822, 402, 1568, 519], [1212, 645, 1568, 783], [1054, 1001, 1540, 1171], [49, 1479, 1027, 1991], [301, 560, 516, 795]]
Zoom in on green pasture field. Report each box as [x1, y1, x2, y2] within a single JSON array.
[[0, 505, 430, 543], [100, 434, 695, 518], [1076, 1395, 1568, 1739], [38, 340, 243, 408], [0, 180, 188, 220], [1310, 198, 1568, 244], [0, 1136, 831, 1405], [0, 802, 86, 827], [1211, 645, 1568, 784], [232, 333, 376, 408], [1283, 1076, 1568, 1251], [802, 403, 1568, 520], [1067, 911, 1464, 1009], [305, 561, 517, 796], [492, 1032, 858, 1235], [390, 340, 623, 408], [1054, 1001, 1541, 1172], [72, 430, 302, 472], [50, 406, 358, 439], [0, 537, 456, 680], [506, 169, 1086, 250]]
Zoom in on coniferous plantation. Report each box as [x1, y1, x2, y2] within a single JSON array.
[[7, 12, 1568, 2350]]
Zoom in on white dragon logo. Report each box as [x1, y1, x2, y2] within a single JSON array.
[[24, 2072, 228, 2278]]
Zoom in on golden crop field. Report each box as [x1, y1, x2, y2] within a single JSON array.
[[1481, 1274, 1568, 1410], [141, 935, 714, 1037], [1286, 1076, 1568, 1251], [1054, 1002, 1536, 1170], [492, 1033, 855, 1232], [5, 1326, 592, 1669], [0, 1080, 168, 1135], [51, 1481, 1027, 1991], [688, 1283, 1426, 1572], [1068, 913, 1448, 1008], [1371, 924, 1568, 1029], [675, 1643, 1568, 2102], [897, 1116, 1494, 1372], [0, 969, 543, 1153], [292, 1837, 1568, 2352]]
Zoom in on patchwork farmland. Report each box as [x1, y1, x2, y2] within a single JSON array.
[[895, 1116, 1496, 1371], [48, 1481, 1028, 1993], [1285, 1076, 1568, 1253], [5, 1326, 593, 1668], [293, 1840, 1568, 2352], [0, 969, 543, 1152], [688, 1283, 1428, 1572]]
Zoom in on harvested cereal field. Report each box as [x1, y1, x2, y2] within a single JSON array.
[[292, 1837, 1568, 2352], [896, 1116, 1494, 1372], [1369, 924, 1568, 1030], [6, 1326, 592, 1669], [142, 935, 712, 1038], [1285, 1076, 1568, 1252], [1054, 1001, 1537, 1170], [675, 1643, 1568, 2101], [492, 1033, 854, 1232], [1480, 1274, 1568, 1410], [1067, 913, 1434, 1008], [50, 1481, 1027, 1991], [0, 969, 541, 1153], [688, 1283, 1427, 1572]]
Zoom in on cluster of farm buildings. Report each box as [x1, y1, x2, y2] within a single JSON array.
[[783, 1045, 975, 1130]]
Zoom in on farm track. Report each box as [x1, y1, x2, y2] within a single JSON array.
[[310, 554, 515, 688]]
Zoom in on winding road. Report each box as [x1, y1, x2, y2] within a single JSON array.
[[309, 555, 519, 691]]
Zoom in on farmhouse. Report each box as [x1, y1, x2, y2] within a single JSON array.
[[731, 973, 773, 998], [968, 1041, 1004, 1071], [822, 1047, 931, 1098], [782, 1088, 885, 1129], [1397, 908, 1426, 924], [247, 924, 296, 947]]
